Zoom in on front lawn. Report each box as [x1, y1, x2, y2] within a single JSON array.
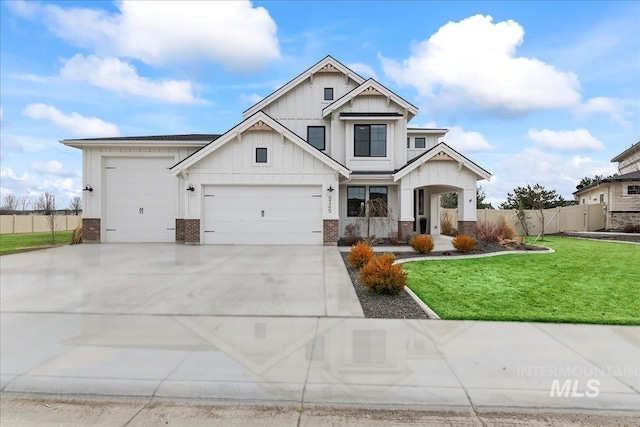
[[403, 237, 640, 325], [0, 231, 73, 256]]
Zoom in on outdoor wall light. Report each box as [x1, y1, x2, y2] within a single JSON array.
[[83, 185, 93, 192], [327, 185, 334, 192], [186, 185, 195, 192]]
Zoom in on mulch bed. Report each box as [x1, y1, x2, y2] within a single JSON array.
[[341, 242, 547, 320]]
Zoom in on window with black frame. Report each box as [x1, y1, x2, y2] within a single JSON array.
[[307, 126, 325, 150], [347, 186, 365, 217], [354, 124, 386, 157], [415, 137, 426, 148], [369, 186, 388, 217]]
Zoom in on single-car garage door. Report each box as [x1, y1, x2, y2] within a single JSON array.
[[104, 157, 176, 242], [203, 185, 322, 245]]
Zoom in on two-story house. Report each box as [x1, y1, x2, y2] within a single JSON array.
[[62, 56, 491, 244], [574, 141, 640, 230]]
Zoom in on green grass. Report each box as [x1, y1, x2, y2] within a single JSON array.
[[0, 231, 73, 256], [403, 237, 640, 325]]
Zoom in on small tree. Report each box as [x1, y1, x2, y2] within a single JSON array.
[[36, 192, 57, 244], [441, 186, 493, 209], [19, 195, 32, 212], [500, 184, 565, 240], [69, 196, 82, 215], [1, 194, 18, 212], [355, 197, 396, 244]]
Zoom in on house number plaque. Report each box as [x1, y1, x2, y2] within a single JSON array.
[[327, 195, 332, 214]]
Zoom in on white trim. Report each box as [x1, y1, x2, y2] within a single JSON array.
[[61, 140, 210, 149], [339, 115, 404, 121], [407, 128, 448, 135], [243, 56, 365, 119], [394, 143, 492, 182], [322, 79, 419, 119]]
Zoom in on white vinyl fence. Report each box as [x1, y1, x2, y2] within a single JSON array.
[[442, 203, 606, 235], [0, 215, 82, 234]]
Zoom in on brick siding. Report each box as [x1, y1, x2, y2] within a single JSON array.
[[323, 219, 339, 245], [83, 218, 101, 243], [610, 211, 640, 230], [184, 219, 200, 244], [175, 219, 185, 242], [398, 221, 414, 241], [457, 221, 477, 237]]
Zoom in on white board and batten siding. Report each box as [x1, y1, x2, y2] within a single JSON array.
[[185, 130, 339, 244], [203, 185, 322, 244]]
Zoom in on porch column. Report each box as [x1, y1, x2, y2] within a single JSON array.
[[430, 194, 440, 235], [398, 180, 414, 240], [458, 187, 477, 235]]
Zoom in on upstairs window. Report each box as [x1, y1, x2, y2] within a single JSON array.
[[307, 126, 325, 150], [324, 87, 334, 101], [407, 137, 410, 148], [415, 137, 426, 148], [347, 186, 365, 217], [628, 185, 640, 195], [354, 124, 386, 157], [256, 147, 268, 163]]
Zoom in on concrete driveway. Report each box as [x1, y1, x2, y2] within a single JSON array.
[[0, 244, 364, 317]]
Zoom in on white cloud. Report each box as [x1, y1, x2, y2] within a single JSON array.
[[30, 160, 77, 178], [22, 104, 119, 137], [381, 15, 581, 115], [5, 0, 39, 19], [347, 62, 378, 79], [576, 97, 631, 128], [441, 126, 493, 152], [61, 54, 197, 104], [528, 128, 604, 151], [0, 168, 29, 182], [43, 1, 280, 71], [240, 93, 264, 105]]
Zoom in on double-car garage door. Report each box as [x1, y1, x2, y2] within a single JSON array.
[[203, 185, 323, 245]]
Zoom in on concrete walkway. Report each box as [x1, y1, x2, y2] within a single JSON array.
[[338, 234, 456, 253], [1, 244, 639, 424]]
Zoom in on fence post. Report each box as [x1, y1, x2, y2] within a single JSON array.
[[556, 207, 560, 233]]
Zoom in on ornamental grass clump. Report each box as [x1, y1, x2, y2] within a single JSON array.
[[348, 241, 374, 269], [452, 234, 476, 253], [410, 234, 434, 254], [359, 253, 407, 295]]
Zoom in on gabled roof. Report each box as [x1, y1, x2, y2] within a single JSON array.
[[393, 143, 492, 181], [170, 111, 350, 178], [574, 171, 640, 195], [242, 56, 365, 119], [322, 78, 419, 120], [611, 141, 640, 163]]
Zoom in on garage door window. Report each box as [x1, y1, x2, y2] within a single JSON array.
[[256, 147, 268, 163]]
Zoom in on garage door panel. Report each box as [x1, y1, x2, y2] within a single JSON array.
[[204, 185, 322, 245], [104, 157, 176, 243]]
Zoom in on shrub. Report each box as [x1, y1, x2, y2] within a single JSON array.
[[497, 217, 518, 241], [440, 211, 455, 236], [71, 224, 83, 244], [452, 234, 476, 253], [410, 234, 434, 254], [342, 223, 361, 245], [359, 253, 406, 295], [474, 221, 501, 244], [348, 241, 374, 268], [623, 223, 640, 233]]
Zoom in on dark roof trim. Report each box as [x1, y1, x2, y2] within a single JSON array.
[[340, 112, 403, 117], [573, 171, 640, 194], [62, 134, 222, 142], [350, 171, 395, 175], [611, 141, 640, 163], [322, 78, 418, 116]]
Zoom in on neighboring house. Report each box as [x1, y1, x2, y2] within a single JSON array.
[[574, 141, 640, 230], [62, 56, 491, 245]]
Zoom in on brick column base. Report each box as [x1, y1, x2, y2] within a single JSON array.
[[398, 221, 414, 242], [175, 219, 185, 242], [83, 218, 101, 243], [184, 219, 200, 244], [323, 219, 339, 245], [458, 221, 476, 237]]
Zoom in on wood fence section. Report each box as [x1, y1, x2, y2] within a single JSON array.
[[0, 215, 82, 234], [442, 203, 605, 235]]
